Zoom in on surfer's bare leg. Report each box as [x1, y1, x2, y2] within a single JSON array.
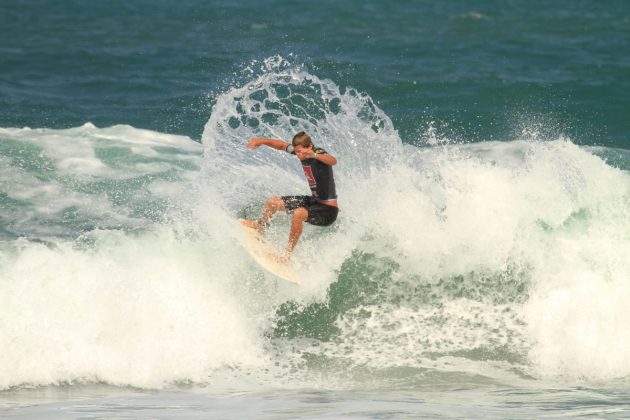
[[261, 196, 285, 225], [241, 196, 285, 231], [285, 207, 308, 258]]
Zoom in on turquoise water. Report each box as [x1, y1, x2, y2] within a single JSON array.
[[1, 0, 630, 418], [2, 0, 629, 147]]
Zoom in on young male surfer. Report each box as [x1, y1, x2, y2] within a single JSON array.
[[240, 131, 338, 262]]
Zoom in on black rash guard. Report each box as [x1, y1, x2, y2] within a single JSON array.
[[286, 145, 337, 202]]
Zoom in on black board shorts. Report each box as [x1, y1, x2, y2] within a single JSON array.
[[281, 195, 339, 226]]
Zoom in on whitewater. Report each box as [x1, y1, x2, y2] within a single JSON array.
[[1, 62, 630, 416]]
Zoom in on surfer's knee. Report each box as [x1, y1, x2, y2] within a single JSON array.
[[266, 196, 283, 209], [292, 207, 308, 222]]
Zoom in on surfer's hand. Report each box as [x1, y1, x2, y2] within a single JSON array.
[[247, 138, 263, 149], [296, 149, 315, 160]]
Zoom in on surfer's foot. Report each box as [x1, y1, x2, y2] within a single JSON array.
[[240, 219, 268, 232], [240, 219, 260, 229], [268, 251, 290, 264]]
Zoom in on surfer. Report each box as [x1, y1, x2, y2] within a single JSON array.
[[241, 131, 338, 262]]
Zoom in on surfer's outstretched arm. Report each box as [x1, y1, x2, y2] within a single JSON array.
[[247, 138, 289, 151]]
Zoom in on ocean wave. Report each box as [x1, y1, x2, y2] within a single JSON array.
[[1, 59, 629, 390]]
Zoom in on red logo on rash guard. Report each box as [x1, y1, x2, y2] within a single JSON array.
[[302, 165, 316, 186]]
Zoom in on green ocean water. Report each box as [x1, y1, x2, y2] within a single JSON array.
[[1, 0, 630, 418], [2, 0, 629, 147]]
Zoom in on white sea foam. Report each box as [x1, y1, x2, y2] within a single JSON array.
[[1, 61, 629, 390], [0, 226, 273, 390], [323, 138, 629, 381], [198, 60, 630, 383], [0, 124, 202, 236]]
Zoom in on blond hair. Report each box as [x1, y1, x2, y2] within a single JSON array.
[[292, 131, 313, 148]]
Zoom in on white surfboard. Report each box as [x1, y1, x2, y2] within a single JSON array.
[[240, 222, 300, 285]]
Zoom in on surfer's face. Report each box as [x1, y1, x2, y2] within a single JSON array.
[[294, 144, 313, 160]]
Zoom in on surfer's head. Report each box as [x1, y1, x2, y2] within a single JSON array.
[[292, 131, 314, 160], [292, 131, 313, 148]]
